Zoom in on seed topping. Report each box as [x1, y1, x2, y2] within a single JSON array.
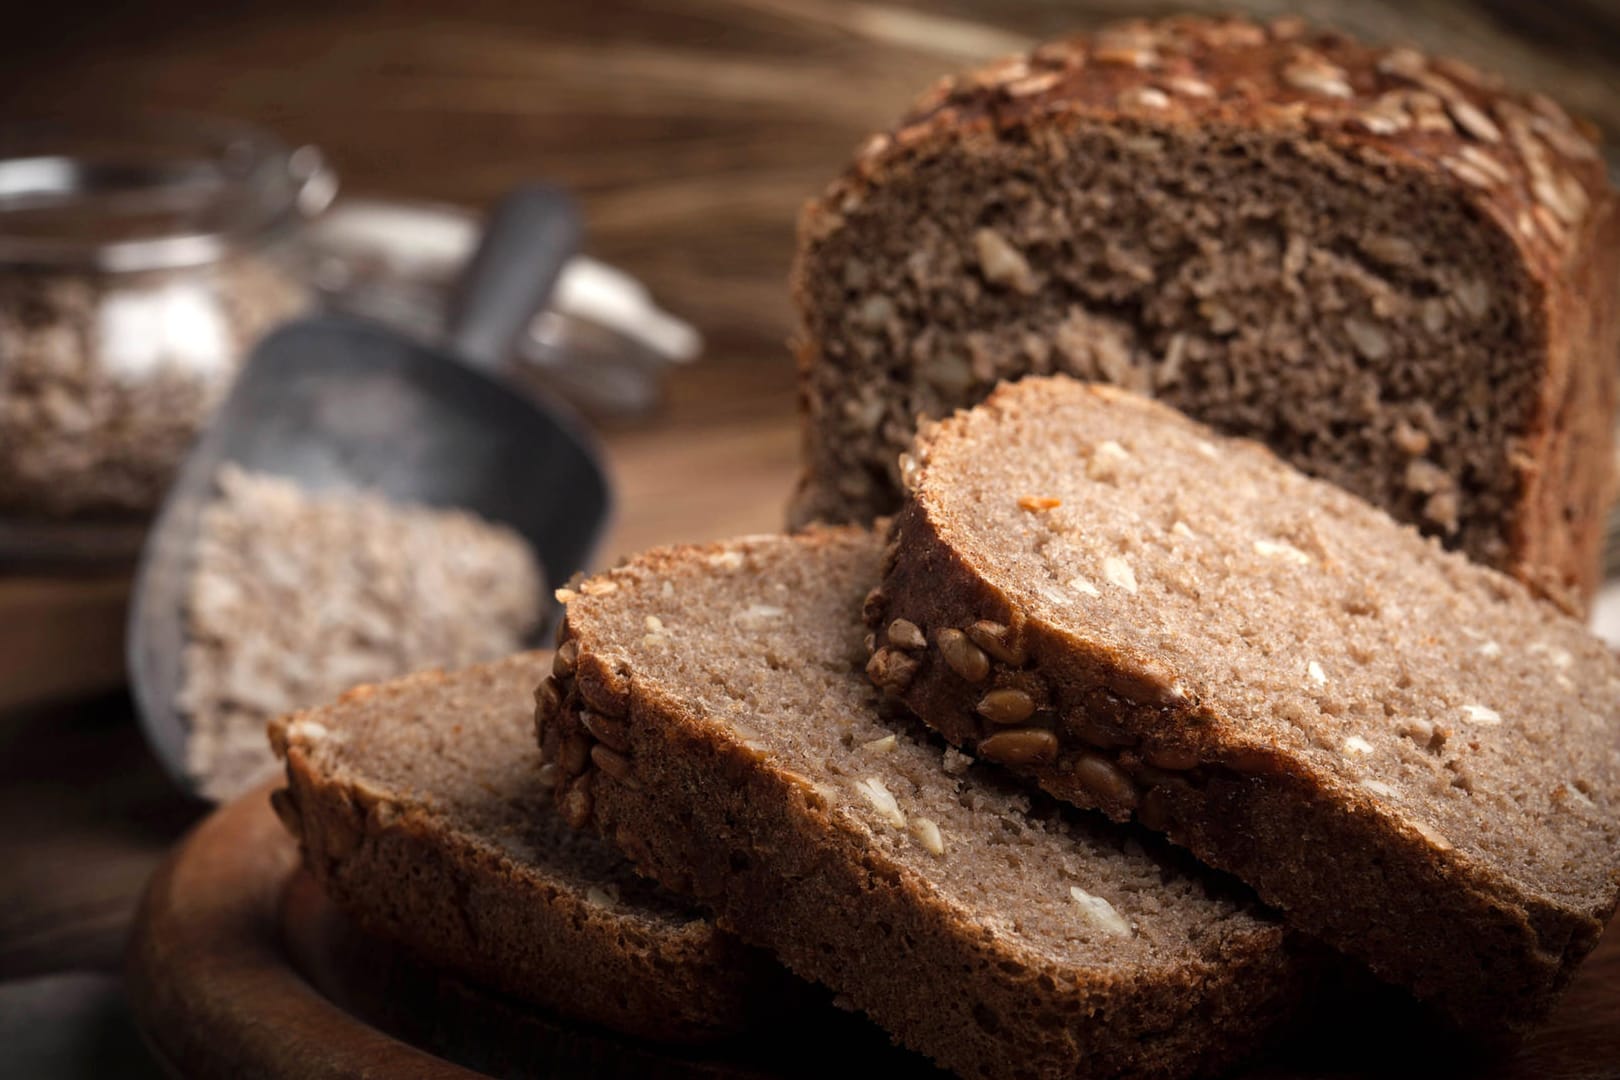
[[1068, 575, 1102, 598], [1253, 539, 1312, 565], [1118, 86, 1171, 110], [1070, 886, 1133, 937], [1282, 55, 1352, 98], [910, 817, 946, 856], [978, 728, 1059, 766], [975, 228, 1038, 294], [856, 776, 907, 828], [977, 688, 1038, 726], [937, 628, 991, 682], [966, 620, 1025, 665], [887, 618, 926, 651], [1102, 556, 1138, 593], [867, 647, 921, 692], [553, 639, 579, 678], [861, 734, 898, 755], [1073, 753, 1140, 809]]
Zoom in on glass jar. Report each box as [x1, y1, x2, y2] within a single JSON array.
[[0, 117, 334, 561]]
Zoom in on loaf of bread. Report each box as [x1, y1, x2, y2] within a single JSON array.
[[537, 527, 1304, 1080], [791, 14, 1619, 611], [268, 652, 782, 1045], [867, 376, 1620, 1041]]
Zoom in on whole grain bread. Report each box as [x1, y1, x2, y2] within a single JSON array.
[[869, 376, 1620, 1041], [790, 14, 1620, 611], [537, 527, 1303, 1080], [268, 651, 782, 1045]]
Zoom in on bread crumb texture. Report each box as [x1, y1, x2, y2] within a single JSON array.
[[902, 376, 1620, 915]]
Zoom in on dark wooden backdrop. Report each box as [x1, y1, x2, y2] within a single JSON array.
[[4, 0, 1617, 363]]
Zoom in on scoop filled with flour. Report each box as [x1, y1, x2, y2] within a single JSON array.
[[180, 465, 543, 799]]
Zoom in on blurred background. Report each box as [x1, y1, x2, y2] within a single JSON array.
[[0, 1, 1617, 1074], [5, 0, 1618, 363]]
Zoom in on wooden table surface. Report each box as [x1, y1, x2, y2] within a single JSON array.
[[2, 0, 1618, 1073]]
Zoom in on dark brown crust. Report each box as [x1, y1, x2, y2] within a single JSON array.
[[788, 14, 1618, 611], [537, 529, 1305, 1080], [1513, 193, 1620, 608], [869, 438, 1618, 1044], [269, 658, 776, 1046]]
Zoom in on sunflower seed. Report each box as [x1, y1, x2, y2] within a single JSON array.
[[887, 618, 927, 651], [1447, 98, 1502, 142], [978, 727, 1059, 766], [910, 817, 945, 856], [937, 628, 991, 683], [1282, 58, 1352, 99], [1070, 886, 1133, 937], [966, 621, 1025, 665], [977, 687, 1038, 725], [1073, 753, 1139, 809], [1102, 556, 1138, 593], [856, 776, 906, 828]]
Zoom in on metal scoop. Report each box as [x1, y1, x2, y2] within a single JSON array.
[[128, 184, 611, 796]]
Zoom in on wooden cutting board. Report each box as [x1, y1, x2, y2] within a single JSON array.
[[127, 781, 1620, 1079]]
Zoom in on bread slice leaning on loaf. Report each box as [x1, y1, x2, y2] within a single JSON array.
[[867, 376, 1620, 1042], [268, 652, 782, 1045], [537, 527, 1305, 1080], [790, 14, 1619, 611]]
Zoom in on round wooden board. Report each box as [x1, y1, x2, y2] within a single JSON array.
[[124, 782, 926, 1080], [127, 782, 1620, 1079], [125, 781, 481, 1079]]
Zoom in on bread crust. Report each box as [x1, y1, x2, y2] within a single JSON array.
[[539, 528, 1305, 1080], [269, 654, 777, 1045], [789, 14, 1618, 611], [869, 380, 1620, 1042]]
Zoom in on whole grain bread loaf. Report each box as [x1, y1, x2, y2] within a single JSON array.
[[868, 376, 1620, 1041], [537, 527, 1303, 1080], [268, 652, 782, 1045], [790, 14, 1619, 611]]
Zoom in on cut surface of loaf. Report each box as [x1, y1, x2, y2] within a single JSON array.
[[791, 14, 1619, 610], [870, 376, 1620, 1040], [268, 652, 779, 1045], [538, 528, 1302, 1080]]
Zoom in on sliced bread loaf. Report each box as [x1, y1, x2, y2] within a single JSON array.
[[537, 528, 1302, 1080], [268, 652, 780, 1045], [790, 15, 1619, 611], [868, 376, 1620, 1040]]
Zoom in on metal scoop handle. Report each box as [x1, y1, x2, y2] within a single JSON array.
[[446, 183, 582, 371]]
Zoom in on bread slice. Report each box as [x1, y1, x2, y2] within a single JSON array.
[[537, 527, 1302, 1080], [789, 15, 1619, 611], [868, 375, 1620, 1040], [268, 652, 782, 1045]]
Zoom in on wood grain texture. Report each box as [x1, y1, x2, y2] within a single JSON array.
[[0, 576, 128, 713]]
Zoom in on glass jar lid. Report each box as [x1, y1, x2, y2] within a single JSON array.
[[0, 115, 336, 272]]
